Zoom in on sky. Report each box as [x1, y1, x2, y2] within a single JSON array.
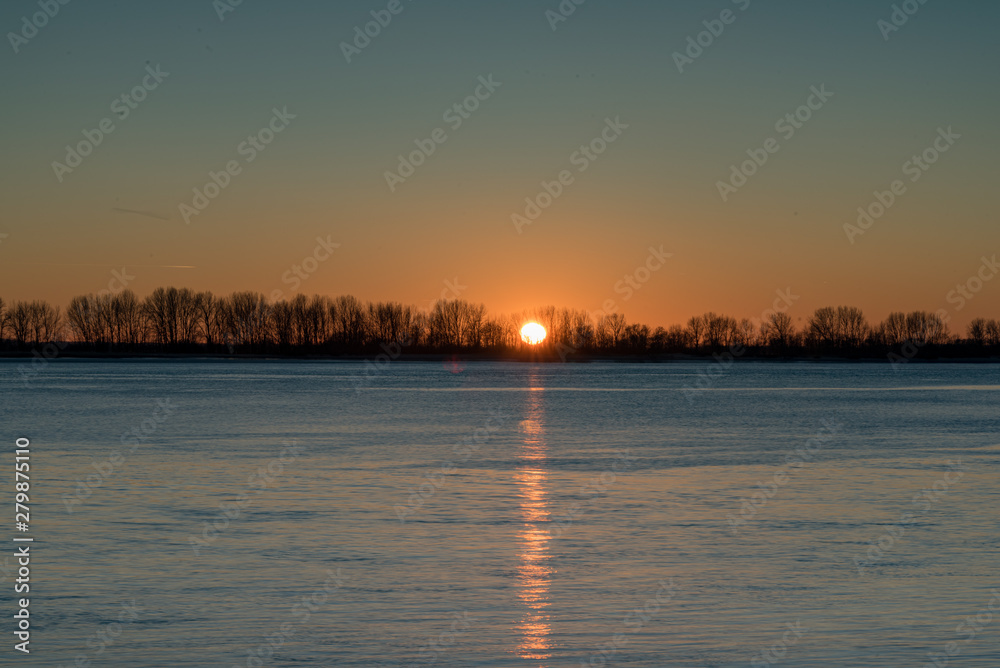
[[1, 0, 998, 331]]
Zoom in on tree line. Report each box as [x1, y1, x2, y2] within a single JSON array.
[[0, 289, 998, 358]]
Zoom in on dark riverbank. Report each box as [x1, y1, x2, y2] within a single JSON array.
[[2, 350, 998, 363]]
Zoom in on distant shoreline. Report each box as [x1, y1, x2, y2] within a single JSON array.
[[2, 351, 998, 363]]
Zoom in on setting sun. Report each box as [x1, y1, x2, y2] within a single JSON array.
[[520, 322, 547, 345]]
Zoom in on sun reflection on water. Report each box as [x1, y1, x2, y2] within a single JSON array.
[[515, 377, 554, 662]]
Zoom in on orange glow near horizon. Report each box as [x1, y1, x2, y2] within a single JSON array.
[[520, 323, 547, 345]]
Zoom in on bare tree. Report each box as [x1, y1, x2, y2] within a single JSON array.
[[481, 319, 506, 349], [429, 300, 467, 348], [66, 295, 97, 345], [903, 311, 949, 345], [271, 300, 294, 349], [968, 318, 989, 345], [10, 287, 991, 359], [598, 313, 626, 349], [176, 288, 202, 344], [290, 294, 310, 346], [987, 319, 1000, 346], [732, 318, 756, 348], [116, 289, 146, 346], [837, 306, 868, 348], [143, 287, 180, 346], [195, 291, 217, 347], [226, 292, 270, 349], [806, 307, 838, 347], [9, 301, 31, 347], [333, 295, 367, 348], [623, 323, 650, 351], [308, 295, 334, 346], [27, 300, 61, 345], [369, 301, 408, 345], [568, 310, 594, 349], [878, 312, 908, 346], [761, 312, 796, 348], [686, 315, 704, 349], [666, 324, 688, 350], [465, 302, 487, 348]]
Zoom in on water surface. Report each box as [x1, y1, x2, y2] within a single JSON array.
[[2, 360, 998, 666]]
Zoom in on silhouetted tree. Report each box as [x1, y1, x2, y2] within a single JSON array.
[[988, 320, 1000, 346], [224, 292, 270, 350], [271, 300, 294, 349], [27, 300, 61, 345], [195, 291, 218, 347], [686, 315, 704, 349], [761, 312, 796, 348], [806, 307, 838, 348], [428, 300, 487, 348], [837, 306, 869, 349], [333, 295, 367, 348], [8, 301, 31, 347], [904, 311, 949, 345], [666, 324, 688, 350], [176, 288, 201, 345], [5, 288, 996, 359], [623, 323, 650, 352], [732, 318, 756, 347], [144, 287, 180, 346], [596, 313, 626, 349], [703, 312, 736, 348], [969, 318, 989, 345]]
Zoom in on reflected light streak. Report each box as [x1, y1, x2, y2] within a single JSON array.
[[515, 372, 554, 661]]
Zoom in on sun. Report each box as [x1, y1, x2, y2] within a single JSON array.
[[520, 322, 547, 345]]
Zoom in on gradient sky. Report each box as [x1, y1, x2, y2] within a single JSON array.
[[1, 0, 997, 331]]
